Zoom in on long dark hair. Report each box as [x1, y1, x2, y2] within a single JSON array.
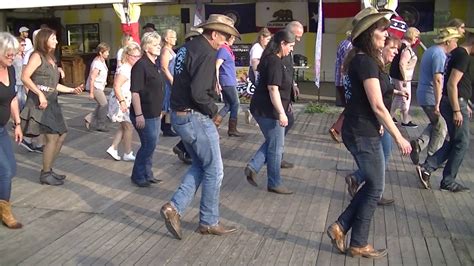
[[343, 18, 389, 74], [34, 28, 56, 61], [258, 30, 295, 72]]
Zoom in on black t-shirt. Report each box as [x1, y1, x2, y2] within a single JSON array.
[[343, 54, 388, 137], [0, 66, 16, 127], [381, 72, 394, 110], [130, 56, 164, 119], [171, 35, 218, 117], [250, 53, 293, 119], [443, 47, 472, 100], [389, 43, 407, 81]]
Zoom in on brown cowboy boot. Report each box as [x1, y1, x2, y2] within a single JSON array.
[[0, 200, 22, 229], [228, 118, 243, 137], [213, 114, 223, 128]]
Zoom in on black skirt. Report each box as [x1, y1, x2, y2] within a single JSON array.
[[20, 90, 67, 137]]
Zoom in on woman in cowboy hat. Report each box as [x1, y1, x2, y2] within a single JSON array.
[[326, 7, 411, 258]]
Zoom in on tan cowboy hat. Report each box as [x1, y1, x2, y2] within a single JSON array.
[[185, 27, 203, 40], [351, 7, 393, 41], [344, 7, 378, 36], [197, 14, 240, 38], [433, 27, 463, 44]]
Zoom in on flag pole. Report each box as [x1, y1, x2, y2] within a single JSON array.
[[314, 0, 323, 93]]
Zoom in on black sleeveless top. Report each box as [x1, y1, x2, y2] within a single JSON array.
[[0, 66, 16, 126]]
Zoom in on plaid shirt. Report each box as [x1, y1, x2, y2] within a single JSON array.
[[334, 38, 352, 87]]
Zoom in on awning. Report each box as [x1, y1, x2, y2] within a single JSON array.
[[0, 0, 169, 9]]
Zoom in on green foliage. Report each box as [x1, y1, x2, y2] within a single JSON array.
[[304, 102, 331, 113]]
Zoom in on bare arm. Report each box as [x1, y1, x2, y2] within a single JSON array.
[[10, 97, 22, 143], [113, 73, 128, 113], [160, 49, 174, 84], [21, 53, 43, 98], [268, 85, 288, 127], [364, 78, 411, 155], [88, 67, 99, 97], [251, 58, 260, 77], [446, 69, 464, 127], [433, 73, 443, 112]]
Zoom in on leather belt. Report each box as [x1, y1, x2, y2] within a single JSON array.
[[175, 108, 194, 116]]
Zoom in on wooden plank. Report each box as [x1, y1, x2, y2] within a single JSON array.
[[1, 211, 91, 265], [438, 238, 462, 266], [425, 237, 447, 265], [412, 237, 432, 265]]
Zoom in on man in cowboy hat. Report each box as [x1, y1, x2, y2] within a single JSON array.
[[160, 14, 240, 240], [411, 27, 462, 190], [415, 27, 473, 193]]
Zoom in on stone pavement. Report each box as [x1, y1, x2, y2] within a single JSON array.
[[0, 92, 473, 265]]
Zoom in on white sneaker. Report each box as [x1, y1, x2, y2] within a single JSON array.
[[106, 146, 121, 161], [123, 152, 136, 161], [244, 109, 252, 124]]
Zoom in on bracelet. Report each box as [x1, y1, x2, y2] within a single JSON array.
[[14, 121, 21, 126], [135, 114, 143, 117], [453, 110, 461, 113], [119, 100, 125, 103]]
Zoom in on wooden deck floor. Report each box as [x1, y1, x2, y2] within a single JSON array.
[[1, 94, 473, 265]]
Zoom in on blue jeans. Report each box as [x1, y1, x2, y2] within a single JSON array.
[[422, 97, 470, 186], [170, 111, 224, 226], [417, 105, 447, 156], [218, 86, 240, 119], [354, 130, 392, 184], [130, 116, 160, 183], [339, 131, 385, 247], [248, 116, 285, 188], [0, 126, 16, 201]]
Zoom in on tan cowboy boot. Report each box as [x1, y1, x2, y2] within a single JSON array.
[[0, 200, 23, 229]]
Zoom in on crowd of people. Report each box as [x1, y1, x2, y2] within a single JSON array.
[[0, 8, 472, 260]]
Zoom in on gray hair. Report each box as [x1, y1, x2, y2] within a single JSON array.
[[285, 21, 304, 33], [141, 31, 161, 51], [0, 32, 19, 57]]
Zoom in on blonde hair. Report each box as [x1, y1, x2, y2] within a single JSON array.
[[255, 27, 271, 44], [121, 41, 141, 64], [0, 32, 19, 57], [141, 31, 161, 52], [121, 34, 132, 47], [404, 27, 420, 42]]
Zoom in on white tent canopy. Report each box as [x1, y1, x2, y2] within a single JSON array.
[[0, 0, 169, 9]]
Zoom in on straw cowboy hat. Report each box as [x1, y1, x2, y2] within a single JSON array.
[[351, 7, 393, 41], [184, 27, 203, 40], [197, 14, 240, 38], [433, 27, 463, 44]]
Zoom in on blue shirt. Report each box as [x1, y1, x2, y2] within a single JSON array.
[[416, 45, 447, 106], [335, 38, 352, 87], [216, 46, 237, 87]]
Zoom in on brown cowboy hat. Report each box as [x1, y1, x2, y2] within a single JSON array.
[[351, 7, 393, 41], [433, 27, 463, 43], [197, 14, 240, 38]]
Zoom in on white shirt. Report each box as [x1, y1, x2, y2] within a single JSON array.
[[23, 38, 33, 54], [22, 50, 33, 66], [249, 43, 264, 62], [86, 58, 108, 91], [116, 48, 124, 67]]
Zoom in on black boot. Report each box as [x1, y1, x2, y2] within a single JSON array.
[[40, 170, 64, 186], [161, 117, 178, 137]]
